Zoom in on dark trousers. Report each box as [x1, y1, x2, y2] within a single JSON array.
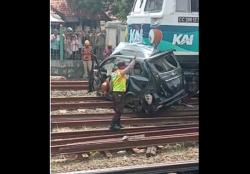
[[88, 69, 94, 92], [111, 92, 125, 126], [71, 51, 78, 60]]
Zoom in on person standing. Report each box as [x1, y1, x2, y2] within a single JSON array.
[[70, 34, 79, 60], [51, 29, 60, 59], [81, 40, 92, 80], [76, 31, 83, 59], [109, 57, 136, 131], [89, 29, 97, 56], [64, 33, 72, 59], [96, 31, 106, 62], [103, 44, 113, 59]]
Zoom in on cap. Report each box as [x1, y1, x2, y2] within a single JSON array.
[[85, 40, 90, 45]]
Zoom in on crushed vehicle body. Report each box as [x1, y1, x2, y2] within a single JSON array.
[[93, 42, 186, 113]]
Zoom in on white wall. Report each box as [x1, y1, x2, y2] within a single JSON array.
[[105, 21, 127, 48]]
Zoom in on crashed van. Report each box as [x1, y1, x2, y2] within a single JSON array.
[[93, 42, 186, 113]]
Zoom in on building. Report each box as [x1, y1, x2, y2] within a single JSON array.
[[51, 8, 64, 29], [50, 0, 111, 30]]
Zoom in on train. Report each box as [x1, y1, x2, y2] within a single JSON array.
[[126, 0, 199, 94]]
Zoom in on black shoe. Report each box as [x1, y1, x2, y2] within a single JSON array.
[[109, 125, 121, 131]]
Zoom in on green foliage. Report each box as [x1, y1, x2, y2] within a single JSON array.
[[71, 0, 104, 13], [111, 0, 135, 21], [71, 0, 135, 21]]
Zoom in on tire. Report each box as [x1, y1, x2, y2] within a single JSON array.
[[142, 103, 154, 115], [139, 97, 156, 116]]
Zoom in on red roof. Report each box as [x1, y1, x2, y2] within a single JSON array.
[[51, 0, 110, 21]]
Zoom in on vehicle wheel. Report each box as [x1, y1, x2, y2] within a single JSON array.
[[140, 98, 156, 116], [142, 104, 154, 115]]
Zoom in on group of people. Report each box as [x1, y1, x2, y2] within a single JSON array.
[[51, 27, 113, 61], [82, 42, 114, 89]]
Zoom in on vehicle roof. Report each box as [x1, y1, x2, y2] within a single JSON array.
[[111, 42, 174, 59]]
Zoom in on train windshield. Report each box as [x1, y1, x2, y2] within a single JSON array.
[[133, 0, 144, 13], [144, 0, 163, 12], [176, 0, 199, 12]]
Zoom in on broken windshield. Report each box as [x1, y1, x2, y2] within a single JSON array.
[[149, 54, 177, 73]]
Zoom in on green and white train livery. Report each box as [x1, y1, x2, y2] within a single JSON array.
[[127, 0, 199, 93], [128, 24, 198, 53], [127, 0, 198, 54]]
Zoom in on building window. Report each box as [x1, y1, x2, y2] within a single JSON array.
[[145, 0, 163, 12]]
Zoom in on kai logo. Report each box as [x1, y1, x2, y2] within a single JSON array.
[[129, 28, 143, 43], [172, 34, 194, 45]]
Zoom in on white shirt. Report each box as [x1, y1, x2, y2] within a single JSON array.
[[70, 39, 79, 52]]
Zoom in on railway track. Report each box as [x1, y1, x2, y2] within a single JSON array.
[[51, 96, 198, 103], [57, 160, 198, 174], [51, 88, 199, 159], [52, 123, 198, 139], [52, 123, 198, 143], [51, 85, 199, 174], [51, 116, 198, 128], [51, 124, 198, 155], [51, 96, 198, 111], [51, 101, 113, 111], [51, 101, 198, 111], [51, 81, 88, 85], [51, 96, 106, 103], [51, 80, 89, 90], [52, 132, 198, 155], [51, 109, 199, 120], [51, 96, 199, 128]]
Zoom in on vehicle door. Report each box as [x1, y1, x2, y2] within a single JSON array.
[[146, 52, 184, 98]]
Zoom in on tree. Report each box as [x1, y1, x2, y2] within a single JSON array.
[[71, 0, 135, 22], [111, 0, 134, 22], [71, 0, 105, 14]]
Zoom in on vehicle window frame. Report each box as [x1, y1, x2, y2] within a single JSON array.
[[100, 57, 116, 76], [176, 0, 191, 13], [132, 0, 145, 13], [176, 0, 199, 13], [164, 54, 178, 69], [144, 0, 164, 13], [148, 54, 178, 73], [130, 61, 145, 77]]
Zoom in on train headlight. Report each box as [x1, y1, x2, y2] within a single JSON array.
[[149, 29, 163, 45]]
